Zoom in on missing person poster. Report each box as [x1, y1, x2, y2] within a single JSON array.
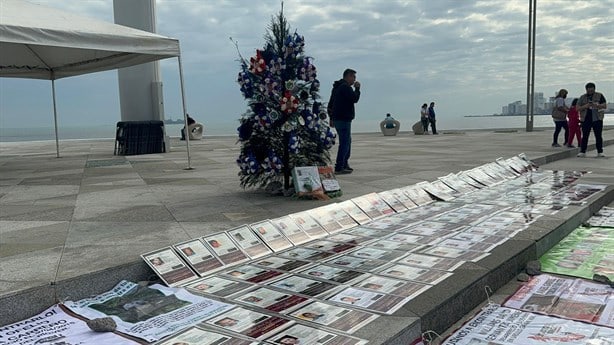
[[503, 274, 614, 327], [203, 307, 291, 340], [183, 275, 253, 298], [155, 326, 258, 345], [327, 286, 410, 314], [174, 239, 224, 276], [441, 304, 614, 345], [540, 226, 613, 281], [286, 301, 379, 334], [227, 225, 273, 259], [142, 247, 198, 286], [64, 280, 233, 342], [265, 323, 368, 345], [0, 305, 139, 345], [202, 232, 250, 266]]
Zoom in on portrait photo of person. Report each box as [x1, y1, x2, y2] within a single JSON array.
[[340, 296, 360, 304], [243, 295, 263, 303], [150, 257, 164, 266], [181, 247, 195, 256], [363, 283, 383, 290], [208, 239, 222, 248], [297, 312, 324, 322], [214, 317, 238, 327], [193, 283, 211, 291], [277, 335, 300, 344]]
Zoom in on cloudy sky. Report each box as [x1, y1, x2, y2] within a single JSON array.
[[1, 0, 612, 133]]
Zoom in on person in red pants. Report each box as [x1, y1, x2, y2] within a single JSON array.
[[566, 98, 581, 148]]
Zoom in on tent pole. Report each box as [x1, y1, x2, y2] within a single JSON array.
[[51, 77, 60, 158], [177, 54, 193, 170]]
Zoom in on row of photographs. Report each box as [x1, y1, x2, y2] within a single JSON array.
[[143, 155, 602, 289], [146, 159, 607, 344]]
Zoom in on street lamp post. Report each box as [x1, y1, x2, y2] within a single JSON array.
[[526, 0, 537, 132]]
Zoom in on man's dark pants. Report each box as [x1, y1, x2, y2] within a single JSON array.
[[580, 116, 603, 153], [334, 120, 352, 171]]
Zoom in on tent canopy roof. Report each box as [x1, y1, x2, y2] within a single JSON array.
[[0, 0, 180, 80]]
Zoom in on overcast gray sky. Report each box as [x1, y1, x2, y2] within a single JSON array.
[[1, 0, 612, 133]]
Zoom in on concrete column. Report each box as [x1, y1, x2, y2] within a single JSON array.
[[113, 0, 165, 123]]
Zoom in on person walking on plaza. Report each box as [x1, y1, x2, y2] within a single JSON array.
[[551, 89, 569, 147], [566, 98, 581, 148], [328, 68, 361, 174], [577, 82, 607, 157], [420, 103, 429, 134], [428, 102, 438, 134]]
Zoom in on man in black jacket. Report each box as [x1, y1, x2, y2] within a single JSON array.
[[328, 69, 361, 174]]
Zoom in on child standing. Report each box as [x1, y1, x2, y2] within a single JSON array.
[[567, 98, 581, 148]]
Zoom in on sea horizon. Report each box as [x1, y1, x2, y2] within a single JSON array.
[[1, 113, 612, 143]]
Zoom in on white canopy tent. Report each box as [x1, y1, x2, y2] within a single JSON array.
[[0, 0, 193, 167]]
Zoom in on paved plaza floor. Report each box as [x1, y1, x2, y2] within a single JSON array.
[[1, 128, 612, 342]]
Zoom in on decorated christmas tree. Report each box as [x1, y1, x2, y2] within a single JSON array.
[[234, 5, 336, 191]]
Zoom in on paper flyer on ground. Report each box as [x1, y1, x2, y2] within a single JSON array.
[[269, 215, 312, 245], [324, 254, 390, 273], [306, 204, 344, 234], [220, 264, 285, 284], [397, 252, 465, 272], [441, 304, 614, 345], [419, 180, 457, 201], [344, 225, 390, 239], [348, 246, 406, 262], [353, 192, 396, 219], [326, 232, 375, 245], [338, 199, 372, 225], [278, 246, 337, 261], [401, 184, 435, 206], [587, 206, 614, 227], [353, 274, 432, 298], [378, 190, 409, 213], [291, 165, 323, 196], [203, 232, 250, 266], [297, 263, 367, 284], [318, 165, 341, 193], [378, 263, 452, 285], [439, 173, 479, 194], [361, 215, 411, 231], [249, 220, 294, 252], [183, 275, 253, 298], [203, 307, 291, 340], [288, 211, 329, 239], [268, 275, 340, 298], [230, 286, 310, 313], [142, 247, 198, 286], [265, 323, 368, 345], [252, 256, 311, 272], [367, 238, 424, 252], [174, 238, 224, 276], [389, 187, 418, 209], [540, 226, 613, 281], [503, 274, 614, 327], [401, 220, 462, 237], [227, 225, 273, 259], [64, 280, 233, 342], [327, 286, 410, 314], [418, 245, 490, 262], [155, 326, 258, 345], [383, 232, 443, 246], [302, 238, 359, 254], [286, 300, 379, 334], [0, 305, 139, 345]]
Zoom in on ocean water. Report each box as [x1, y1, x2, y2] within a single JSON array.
[[1, 115, 612, 142]]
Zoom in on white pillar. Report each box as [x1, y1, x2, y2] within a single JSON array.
[[113, 0, 165, 123]]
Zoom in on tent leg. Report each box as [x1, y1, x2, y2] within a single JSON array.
[[177, 54, 193, 170], [51, 79, 60, 158]]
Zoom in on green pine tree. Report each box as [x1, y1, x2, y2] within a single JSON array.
[[234, 4, 336, 190]]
